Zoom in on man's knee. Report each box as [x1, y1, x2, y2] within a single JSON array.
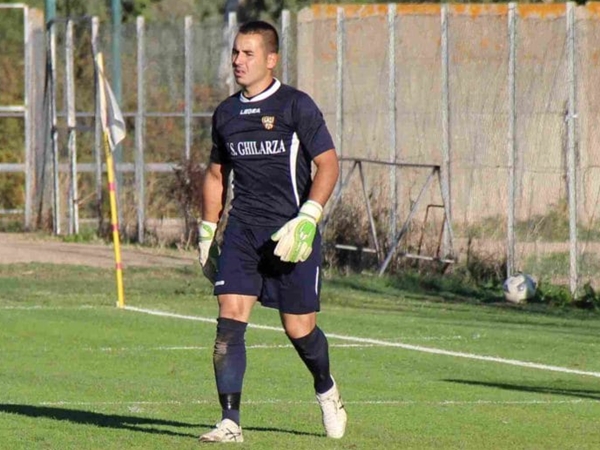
[[218, 294, 256, 322], [214, 317, 247, 356], [281, 312, 317, 339]]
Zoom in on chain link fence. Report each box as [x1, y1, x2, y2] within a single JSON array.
[[4, 3, 600, 292], [298, 3, 600, 291]]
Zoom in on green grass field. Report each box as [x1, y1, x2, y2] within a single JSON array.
[[1, 262, 599, 449]]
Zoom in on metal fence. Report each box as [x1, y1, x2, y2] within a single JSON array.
[[3, 3, 600, 293], [0, 9, 294, 243], [298, 2, 600, 293], [0, 4, 33, 224]]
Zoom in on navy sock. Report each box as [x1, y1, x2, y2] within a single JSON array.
[[289, 326, 334, 394], [213, 317, 247, 425]]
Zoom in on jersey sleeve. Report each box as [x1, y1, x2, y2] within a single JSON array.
[[209, 108, 230, 165], [292, 93, 335, 159]]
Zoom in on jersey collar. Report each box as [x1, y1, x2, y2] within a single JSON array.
[[240, 78, 281, 103]]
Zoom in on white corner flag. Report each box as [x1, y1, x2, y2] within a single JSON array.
[[95, 52, 126, 151], [95, 52, 127, 309]]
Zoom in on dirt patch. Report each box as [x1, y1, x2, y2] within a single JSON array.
[[0, 233, 197, 269]]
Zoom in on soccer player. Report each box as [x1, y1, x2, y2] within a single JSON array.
[[197, 20, 347, 443]]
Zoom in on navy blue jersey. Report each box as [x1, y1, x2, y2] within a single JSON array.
[[210, 79, 335, 227]]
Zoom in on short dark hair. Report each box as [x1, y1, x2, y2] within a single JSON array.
[[238, 20, 279, 54]]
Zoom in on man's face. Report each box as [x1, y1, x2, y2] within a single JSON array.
[[232, 32, 277, 94]]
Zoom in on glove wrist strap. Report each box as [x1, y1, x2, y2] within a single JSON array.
[[199, 220, 218, 241], [299, 200, 323, 223]]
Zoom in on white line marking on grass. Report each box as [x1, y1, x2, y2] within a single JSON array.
[[0, 305, 103, 310], [93, 343, 376, 352], [323, 332, 600, 379], [124, 306, 600, 379], [36, 399, 597, 407]]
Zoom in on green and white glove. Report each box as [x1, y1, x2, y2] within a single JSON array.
[[198, 220, 219, 284], [272, 200, 323, 263]]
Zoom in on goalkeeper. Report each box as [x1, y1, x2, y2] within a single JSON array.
[[197, 20, 346, 444]]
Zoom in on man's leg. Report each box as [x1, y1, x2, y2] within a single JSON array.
[[281, 312, 333, 393], [200, 294, 256, 443], [281, 312, 347, 439], [214, 294, 256, 424]]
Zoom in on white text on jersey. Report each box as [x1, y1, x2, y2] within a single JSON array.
[[228, 140, 286, 156], [240, 108, 261, 115]]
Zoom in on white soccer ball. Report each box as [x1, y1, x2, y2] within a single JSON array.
[[503, 273, 536, 304]]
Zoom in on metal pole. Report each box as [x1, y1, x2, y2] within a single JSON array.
[[378, 168, 439, 275], [336, 7, 344, 193], [507, 3, 516, 277], [388, 3, 397, 246], [136, 16, 146, 244], [49, 19, 60, 234], [23, 5, 32, 230], [44, 0, 55, 24], [228, 12, 237, 96], [184, 16, 193, 161], [281, 9, 290, 85], [566, 2, 578, 296], [111, 0, 123, 230], [358, 162, 381, 259], [66, 19, 78, 235], [111, 0, 122, 113], [440, 4, 452, 257], [92, 17, 103, 234], [320, 161, 360, 235]]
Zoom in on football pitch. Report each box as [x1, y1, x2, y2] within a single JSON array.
[[1, 262, 599, 449]]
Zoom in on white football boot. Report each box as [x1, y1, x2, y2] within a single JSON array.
[[316, 378, 347, 439], [199, 419, 244, 443]]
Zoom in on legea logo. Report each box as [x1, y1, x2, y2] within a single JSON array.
[[240, 108, 260, 115]]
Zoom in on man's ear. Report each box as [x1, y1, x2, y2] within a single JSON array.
[[267, 52, 279, 70]]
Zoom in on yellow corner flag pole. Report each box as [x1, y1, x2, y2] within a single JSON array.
[[96, 52, 127, 308], [103, 133, 125, 308]]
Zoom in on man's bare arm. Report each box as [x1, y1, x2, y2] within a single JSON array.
[[202, 162, 231, 223], [309, 149, 339, 208]]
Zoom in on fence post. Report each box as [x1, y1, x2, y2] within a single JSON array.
[[49, 19, 60, 235], [92, 17, 104, 234], [23, 5, 33, 230], [110, 0, 124, 234], [388, 3, 397, 246], [66, 19, 78, 235], [336, 7, 345, 194], [227, 12, 237, 95], [184, 16, 193, 162], [30, 8, 46, 230], [281, 9, 290, 85], [507, 3, 516, 277], [440, 4, 452, 257], [136, 16, 146, 244], [566, 1, 578, 296]]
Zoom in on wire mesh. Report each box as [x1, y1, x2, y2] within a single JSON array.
[[514, 12, 569, 282], [6, 4, 600, 287], [576, 6, 600, 286]]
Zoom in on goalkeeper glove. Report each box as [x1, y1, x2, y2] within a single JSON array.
[[198, 220, 219, 284], [272, 200, 323, 263]]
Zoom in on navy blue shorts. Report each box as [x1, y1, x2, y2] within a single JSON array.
[[213, 218, 322, 314]]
